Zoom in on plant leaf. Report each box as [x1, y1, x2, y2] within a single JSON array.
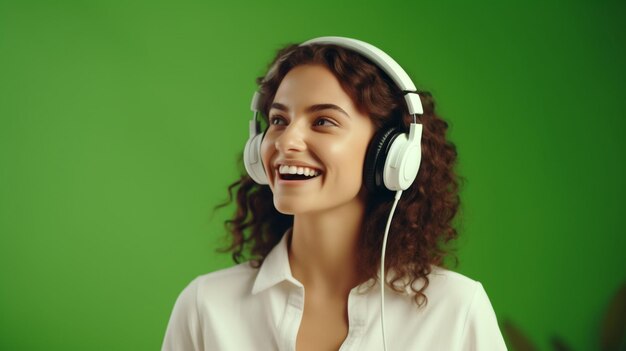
[[600, 282, 626, 351], [502, 319, 538, 351], [550, 335, 573, 351]]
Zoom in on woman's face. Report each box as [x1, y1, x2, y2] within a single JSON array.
[[261, 64, 376, 215]]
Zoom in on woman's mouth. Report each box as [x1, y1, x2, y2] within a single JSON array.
[[277, 164, 323, 181]]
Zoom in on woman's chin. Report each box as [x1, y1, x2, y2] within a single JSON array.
[[272, 198, 313, 216]]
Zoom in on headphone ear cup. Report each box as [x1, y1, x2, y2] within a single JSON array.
[[364, 127, 401, 193], [383, 124, 422, 191], [243, 131, 268, 185]]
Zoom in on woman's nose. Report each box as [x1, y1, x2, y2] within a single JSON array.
[[274, 122, 306, 153]]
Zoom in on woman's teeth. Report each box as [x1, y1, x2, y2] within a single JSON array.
[[278, 165, 321, 177]]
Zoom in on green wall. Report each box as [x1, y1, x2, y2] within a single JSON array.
[[1, 0, 624, 350]]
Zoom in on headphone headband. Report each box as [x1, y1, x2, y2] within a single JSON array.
[[251, 36, 424, 117]]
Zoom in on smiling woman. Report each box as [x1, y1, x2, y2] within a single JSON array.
[[261, 64, 376, 216], [161, 37, 507, 351]]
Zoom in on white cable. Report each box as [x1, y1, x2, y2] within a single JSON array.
[[380, 190, 403, 351]]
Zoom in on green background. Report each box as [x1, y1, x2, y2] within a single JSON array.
[[1, 0, 624, 350]]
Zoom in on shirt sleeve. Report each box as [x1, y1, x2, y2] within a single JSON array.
[[460, 282, 508, 351], [161, 277, 204, 351]]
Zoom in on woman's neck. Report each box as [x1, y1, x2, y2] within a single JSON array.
[[288, 199, 366, 296]]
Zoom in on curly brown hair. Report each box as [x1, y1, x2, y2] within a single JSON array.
[[219, 42, 460, 306]]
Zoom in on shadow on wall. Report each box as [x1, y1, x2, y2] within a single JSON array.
[[502, 283, 626, 351]]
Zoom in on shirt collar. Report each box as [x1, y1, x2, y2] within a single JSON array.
[[250, 228, 424, 296], [251, 228, 302, 295]]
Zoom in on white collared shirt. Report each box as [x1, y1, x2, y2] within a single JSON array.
[[162, 232, 507, 350]]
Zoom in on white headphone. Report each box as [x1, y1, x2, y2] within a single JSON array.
[[244, 36, 424, 192]]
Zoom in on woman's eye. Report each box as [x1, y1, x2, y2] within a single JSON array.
[[269, 116, 286, 125], [314, 118, 336, 127]]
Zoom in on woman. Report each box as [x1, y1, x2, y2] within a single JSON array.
[[162, 37, 507, 350]]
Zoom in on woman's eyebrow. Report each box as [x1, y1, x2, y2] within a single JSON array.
[[270, 102, 351, 118]]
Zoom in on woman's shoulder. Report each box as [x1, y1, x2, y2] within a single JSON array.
[[392, 266, 500, 329], [166, 262, 260, 321], [199, 261, 257, 281], [381, 267, 506, 349], [380, 265, 488, 313], [423, 265, 485, 304], [425, 266, 507, 348], [428, 265, 480, 289], [185, 261, 259, 297], [382, 265, 489, 312], [162, 262, 263, 350]]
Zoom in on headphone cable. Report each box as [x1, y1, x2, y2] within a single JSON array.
[[380, 189, 403, 351]]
